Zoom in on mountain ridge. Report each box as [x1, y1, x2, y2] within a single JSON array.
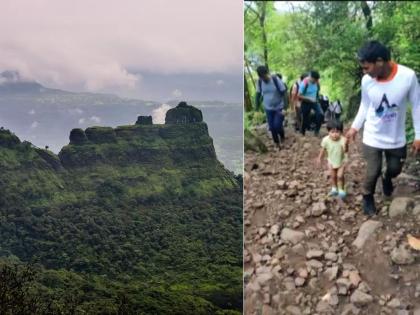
[[0, 70, 243, 174], [0, 101, 242, 313]]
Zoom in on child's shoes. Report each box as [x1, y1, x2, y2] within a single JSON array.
[[338, 189, 347, 199], [328, 187, 338, 196]]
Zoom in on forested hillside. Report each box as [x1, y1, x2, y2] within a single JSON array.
[[0, 103, 242, 314]]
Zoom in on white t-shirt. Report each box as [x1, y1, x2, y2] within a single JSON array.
[[351, 63, 420, 149]]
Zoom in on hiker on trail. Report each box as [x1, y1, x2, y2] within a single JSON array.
[[319, 94, 330, 114], [255, 65, 287, 149], [317, 119, 349, 199], [346, 40, 420, 216], [290, 73, 308, 132], [298, 70, 323, 136], [326, 99, 343, 122], [277, 73, 289, 112], [319, 94, 330, 125]]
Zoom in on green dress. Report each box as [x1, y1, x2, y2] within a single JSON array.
[[321, 135, 347, 168]]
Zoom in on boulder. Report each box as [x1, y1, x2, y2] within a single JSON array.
[[325, 252, 338, 262], [85, 127, 117, 143], [412, 204, 420, 219], [391, 246, 415, 265], [389, 197, 414, 218], [311, 202, 327, 217], [244, 129, 268, 153], [341, 303, 361, 315], [285, 305, 302, 315], [315, 301, 334, 314], [324, 266, 339, 281], [165, 101, 203, 124], [352, 220, 382, 249], [306, 250, 324, 259], [69, 128, 88, 145], [136, 115, 153, 125], [387, 298, 401, 308], [350, 290, 373, 306], [281, 228, 305, 244]]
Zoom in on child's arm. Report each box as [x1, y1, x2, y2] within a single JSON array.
[[317, 148, 326, 167]]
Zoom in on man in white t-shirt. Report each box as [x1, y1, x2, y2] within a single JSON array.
[[346, 41, 420, 215]]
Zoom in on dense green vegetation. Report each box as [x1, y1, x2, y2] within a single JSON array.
[[0, 111, 242, 314], [244, 1, 419, 141]]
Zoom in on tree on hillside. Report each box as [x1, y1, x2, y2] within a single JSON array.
[[0, 264, 41, 314], [244, 2, 272, 68]]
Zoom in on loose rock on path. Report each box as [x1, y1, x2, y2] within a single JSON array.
[[244, 122, 420, 315]]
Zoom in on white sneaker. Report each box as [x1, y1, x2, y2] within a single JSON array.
[[328, 187, 338, 196]]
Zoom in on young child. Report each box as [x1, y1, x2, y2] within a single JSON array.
[[317, 119, 348, 198]]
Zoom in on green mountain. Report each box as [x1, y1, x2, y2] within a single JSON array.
[[0, 102, 242, 314]]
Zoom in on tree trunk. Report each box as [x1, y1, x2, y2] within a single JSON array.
[[361, 1, 372, 32], [244, 56, 256, 90], [346, 65, 364, 120], [348, 1, 371, 120], [257, 2, 269, 68], [244, 74, 253, 112]]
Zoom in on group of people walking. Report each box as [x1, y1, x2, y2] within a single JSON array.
[[254, 40, 420, 216], [255, 67, 343, 144]]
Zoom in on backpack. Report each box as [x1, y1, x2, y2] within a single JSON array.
[[258, 74, 288, 109], [319, 95, 329, 112], [301, 78, 320, 101], [258, 74, 284, 96], [325, 102, 342, 122], [336, 101, 342, 113], [283, 80, 289, 109]]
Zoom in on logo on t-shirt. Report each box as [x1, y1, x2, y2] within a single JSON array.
[[375, 94, 398, 122]]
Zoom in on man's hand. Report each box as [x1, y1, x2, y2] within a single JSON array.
[[343, 137, 349, 153], [412, 139, 420, 155], [345, 128, 358, 142]]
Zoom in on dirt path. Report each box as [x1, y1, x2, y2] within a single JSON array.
[[244, 122, 420, 315]]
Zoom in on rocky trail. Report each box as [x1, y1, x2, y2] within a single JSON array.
[[244, 122, 420, 315]]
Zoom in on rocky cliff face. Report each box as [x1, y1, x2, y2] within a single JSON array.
[[0, 102, 237, 209], [136, 115, 153, 125], [165, 101, 203, 124], [59, 102, 218, 168], [0, 128, 21, 148]]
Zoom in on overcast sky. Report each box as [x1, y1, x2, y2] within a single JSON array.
[[274, 1, 307, 13], [0, 0, 243, 102]]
